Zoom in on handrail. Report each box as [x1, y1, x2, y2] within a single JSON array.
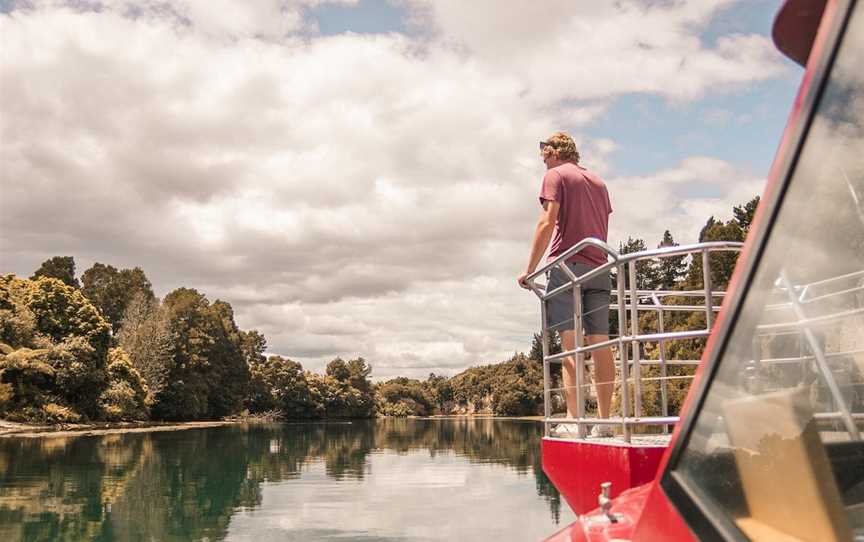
[[537, 238, 743, 441], [537, 237, 864, 443], [527, 239, 744, 301]]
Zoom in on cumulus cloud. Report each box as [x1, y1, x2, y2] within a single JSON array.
[[1, 1, 785, 377]]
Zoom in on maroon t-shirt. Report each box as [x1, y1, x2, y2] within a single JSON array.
[[539, 163, 612, 267]]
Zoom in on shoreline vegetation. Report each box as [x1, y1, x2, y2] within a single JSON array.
[[1, 198, 758, 430]]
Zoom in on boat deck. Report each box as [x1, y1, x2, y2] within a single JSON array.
[[547, 432, 673, 447]]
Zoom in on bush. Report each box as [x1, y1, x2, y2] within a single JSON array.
[[375, 377, 435, 416], [0, 347, 58, 417], [40, 402, 82, 424]]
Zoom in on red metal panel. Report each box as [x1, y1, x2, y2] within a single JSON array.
[[544, 484, 655, 542], [541, 438, 665, 516]]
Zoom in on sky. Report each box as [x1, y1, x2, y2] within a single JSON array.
[[0, 0, 803, 379]]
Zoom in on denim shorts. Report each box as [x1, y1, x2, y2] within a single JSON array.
[[545, 261, 611, 335]]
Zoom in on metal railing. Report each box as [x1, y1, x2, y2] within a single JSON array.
[[753, 268, 864, 441], [525, 238, 743, 442], [528, 236, 864, 444]]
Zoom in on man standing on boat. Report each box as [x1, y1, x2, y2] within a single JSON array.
[[517, 132, 615, 438]]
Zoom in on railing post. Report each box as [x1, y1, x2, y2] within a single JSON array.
[[702, 250, 715, 330], [541, 301, 551, 437], [617, 264, 631, 442], [574, 283, 586, 438], [654, 294, 669, 434], [628, 262, 642, 425]]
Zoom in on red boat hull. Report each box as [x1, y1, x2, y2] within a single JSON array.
[[541, 437, 666, 516]]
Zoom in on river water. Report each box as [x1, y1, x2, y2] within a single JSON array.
[[0, 418, 574, 541]]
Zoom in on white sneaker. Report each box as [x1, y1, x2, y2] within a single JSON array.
[[552, 423, 580, 437], [590, 424, 614, 438]]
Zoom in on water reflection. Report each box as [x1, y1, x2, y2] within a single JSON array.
[[0, 419, 568, 541]]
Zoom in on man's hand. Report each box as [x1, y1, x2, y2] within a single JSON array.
[[517, 271, 532, 289]]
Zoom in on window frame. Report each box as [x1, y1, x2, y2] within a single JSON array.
[[659, 0, 859, 540]]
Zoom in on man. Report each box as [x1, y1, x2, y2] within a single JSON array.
[[517, 132, 614, 438]]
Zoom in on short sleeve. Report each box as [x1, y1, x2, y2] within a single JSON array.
[[539, 169, 563, 205], [606, 187, 613, 213]]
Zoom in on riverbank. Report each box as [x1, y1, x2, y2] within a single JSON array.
[[0, 419, 239, 438], [0, 415, 544, 438]]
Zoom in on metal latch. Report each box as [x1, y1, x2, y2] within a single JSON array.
[[598, 482, 618, 523]]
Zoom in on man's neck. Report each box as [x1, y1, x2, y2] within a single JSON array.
[[546, 158, 574, 169]]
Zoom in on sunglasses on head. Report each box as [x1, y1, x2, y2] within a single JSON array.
[[539, 141, 551, 150]]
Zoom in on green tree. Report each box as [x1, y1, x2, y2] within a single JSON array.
[[325, 358, 351, 382], [345, 357, 372, 393], [490, 353, 544, 416], [619, 237, 661, 290], [733, 196, 760, 232], [656, 230, 688, 289], [425, 372, 453, 412], [100, 347, 149, 421], [686, 219, 745, 290], [0, 274, 39, 348], [151, 288, 249, 421], [0, 275, 112, 421], [81, 263, 155, 335], [116, 292, 172, 399], [698, 216, 717, 242], [31, 256, 80, 289], [240, 330, 267, 366], [247, 355, 311, 416], [529, 331, 562, 361], [375, 377, 435, 416]]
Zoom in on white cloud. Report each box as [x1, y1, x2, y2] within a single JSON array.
[[1, 1, 782, 377], [607, 156, 764, 249]]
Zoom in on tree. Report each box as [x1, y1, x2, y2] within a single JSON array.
[[100, 347, 149, 421], [325, 358, 351, 382], [240, 330, 267, 366], [31, 256, 79, 289], [686, 219, 745, 290], [81, 263, 155, 335], [656, 230, 688, 289], [619, 237, 661, 290], [345, 357, 372, 393], [116, 292, 172, 399], [0, 274, 39, 349], [150, 288, 249, 421], [698, 216, 717, 242], [247, 355, 310, 416], [733, 196, 760, 232], [1, 275, 112, 420], [375, 377, 435, 416], [425, 372, 453, 413], [529, 331, 562, 361], [207, 300, 250, 418], [490, 353, 544, 416]]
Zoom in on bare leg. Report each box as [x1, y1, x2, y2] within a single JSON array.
[[587, 335, 614, 419], [559, 330, 579, 418]]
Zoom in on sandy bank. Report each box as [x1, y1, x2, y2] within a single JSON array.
[[0, 419, 239, 438]]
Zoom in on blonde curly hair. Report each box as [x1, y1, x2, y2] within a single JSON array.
[[541, 132, 580, 163]]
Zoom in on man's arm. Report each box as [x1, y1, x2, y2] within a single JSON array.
[[517, 199, 559, 289]]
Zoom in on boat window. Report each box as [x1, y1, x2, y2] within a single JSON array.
[[671, 5, 864, 541]]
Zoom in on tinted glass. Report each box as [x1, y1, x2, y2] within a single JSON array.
[[673, 6, 864, 541]]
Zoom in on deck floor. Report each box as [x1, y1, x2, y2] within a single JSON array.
[[549, 431, 673, 447]]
